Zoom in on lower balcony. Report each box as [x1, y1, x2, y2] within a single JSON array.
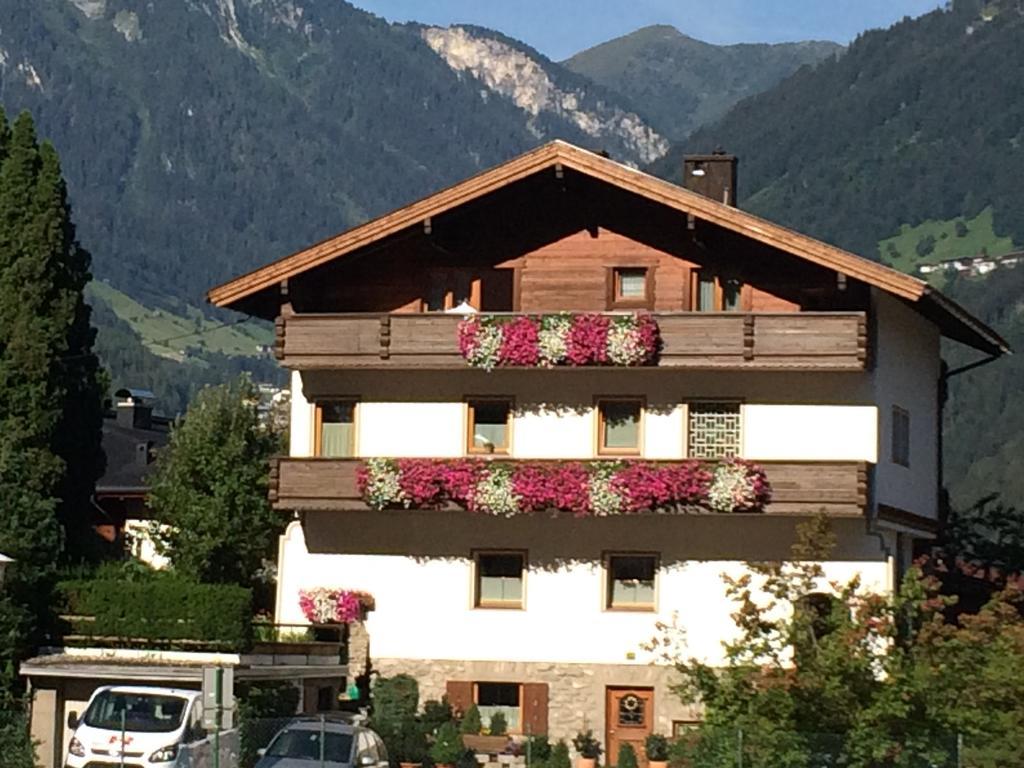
[[269, 457, 868, 517]]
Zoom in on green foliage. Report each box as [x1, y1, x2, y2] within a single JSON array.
[[572, 730, 602, 759], [373, 675, 420, 724], [430, 721, 465, 765], [487, 711, 507, 737], [394, 717, 429, 764], [664, 516, 1024, 767], [459, 704, 482, 735], [0, 707, 36, 768], [878, 207, 1015, 274], [615, 743, 638, 768], [236, 681, 300, 768], [147, 375, 282, 587], [525, 734, 552, 765], [56, 575, 252, 649], [942, 494, 1024, 573], [915, 233, 937, 258], [421, 698, 454, 735], [549, 740, 571, 768], [0, 105, 104, 701], [643, 734, 669, 762], [565, 26, 839, 140]]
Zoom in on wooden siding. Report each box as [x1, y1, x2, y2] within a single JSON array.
[[269, 458, 869, 517], [276, 311, 868, 370]]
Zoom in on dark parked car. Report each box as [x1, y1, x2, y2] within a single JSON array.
[[255, 718, 389, 768]]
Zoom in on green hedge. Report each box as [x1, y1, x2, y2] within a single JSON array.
[[57, 576, 253, 650]]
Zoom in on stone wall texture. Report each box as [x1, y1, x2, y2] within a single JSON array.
[[373, 657, 702, 742]]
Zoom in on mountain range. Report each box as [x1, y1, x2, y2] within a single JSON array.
[[1, 0, 1021, 509]]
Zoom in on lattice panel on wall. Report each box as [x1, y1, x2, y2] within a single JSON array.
[[687, 403, 741, 459]]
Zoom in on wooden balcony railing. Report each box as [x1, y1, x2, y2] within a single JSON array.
[[274, 311, 868, 371], [269, 458, 868, 517]]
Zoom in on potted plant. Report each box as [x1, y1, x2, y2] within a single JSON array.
[[459, 704, 507, 753], [488, 712, 507, 737], [572, 730, 602, 768], [644, 735, 668, 768], [430, 721, 465, 768], [395, 717, 428, 768], [617, 744, 638, 768]]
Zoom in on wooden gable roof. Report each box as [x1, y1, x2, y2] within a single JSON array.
[[208, 140, 1008, 355]]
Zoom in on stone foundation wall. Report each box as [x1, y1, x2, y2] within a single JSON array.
[[373, 657, 702, 741]]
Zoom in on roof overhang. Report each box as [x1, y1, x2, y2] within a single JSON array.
[[207, 140, 1009, 356]]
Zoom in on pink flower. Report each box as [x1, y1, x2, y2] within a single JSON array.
[[457, 317, 481, 358], [499, 316, 541, 366], [566, 314, 610, 365]]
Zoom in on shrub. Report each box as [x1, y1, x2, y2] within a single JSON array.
[[373, 675, 420, 724], [550, 740, 572, 768], [617, 743, 638, 768], [572, 730, 602, 759], [421, 698, 453, 735], [430, 722, 465, 765], [56, 576, 252, 649], [488, 711, 507, 736], [459, 704, 482, 735], [394, 717, 428, 764], [644, 735, 668, 762], [525, 734, 552, 764]]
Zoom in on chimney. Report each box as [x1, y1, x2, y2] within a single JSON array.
[[114, 388, 154, 430], [683, 149, 738, 206]]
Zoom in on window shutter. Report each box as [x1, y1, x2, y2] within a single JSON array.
[[521, 683, 549, 736], [445, 681, 474, 717]]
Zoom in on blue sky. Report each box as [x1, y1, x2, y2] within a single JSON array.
[[351, 0, 946, 60]]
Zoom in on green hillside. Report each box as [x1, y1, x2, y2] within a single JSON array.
[[565, 25, 841, 140], [879, 207, 1017, 275]]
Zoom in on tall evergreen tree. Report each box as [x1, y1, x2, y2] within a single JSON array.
[[0, 108, 105, 704]]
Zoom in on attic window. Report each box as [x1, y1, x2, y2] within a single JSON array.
[[693, 270, 744, 312], [609, 267, 652, 308]]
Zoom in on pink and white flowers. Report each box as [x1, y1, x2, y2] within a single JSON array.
[[356, 458, 770, 516], [298, 588, 375, 624], [457, 313, 659, 370]]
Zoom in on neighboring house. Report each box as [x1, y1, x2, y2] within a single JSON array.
[[207, 142, 1007, 749], [92, 388, 170, 563]]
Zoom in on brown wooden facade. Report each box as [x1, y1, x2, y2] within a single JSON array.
[[269, 457, 869, 517], [275, 310, 868, 370]]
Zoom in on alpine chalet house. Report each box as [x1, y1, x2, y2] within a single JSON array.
[[208, 142, 1006, 749]]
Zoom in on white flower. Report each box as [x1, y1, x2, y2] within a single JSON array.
[[472, 468, 520, 516], [364, 458, 405, 510], [588, 465, 625, 516], [538, 314, 571, 366], [606, 317, 646, 366], [708, 463, 756, 513]]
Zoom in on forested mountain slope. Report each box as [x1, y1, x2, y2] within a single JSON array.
[[565, 25, 840, 140], [653, 0, 1024, 509]]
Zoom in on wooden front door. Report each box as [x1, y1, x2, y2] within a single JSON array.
[[606, 687, 654, 766]]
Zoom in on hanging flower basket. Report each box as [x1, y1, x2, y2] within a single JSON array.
[[457, 313, 659, 370], [298, 588, 375, 628], [356, 457, 770, 516]]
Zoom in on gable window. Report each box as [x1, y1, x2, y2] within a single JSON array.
[[475, 683, 521, 732], [315, 401, 356, 457], [597, 399, 643, 456], [467, 399, 512, 454], [425, 268, 480, 311], [892, 406, 910, 467], [692, 270, 744, 312], [474, 551, 525, 609], [687, 402, 741, 459], [606, 554, 657, 611], [608, 267, 652, 309]]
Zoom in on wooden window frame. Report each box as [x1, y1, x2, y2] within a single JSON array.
[[422, 268, 483, 312], [472, 682, 525, 734], [603, 551, 659, 612], [606, 266, 655, 310], [689, 269, 751, 312], [892, 405, 910, 468], [472, 550, 527, 610], [465, 397, 514, 456], [683, 400, 744, 460], [596, 397, 645, 457], [313, 398, 358, 458]]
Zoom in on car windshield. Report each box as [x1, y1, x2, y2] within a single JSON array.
[[266, 729, 354, 762], [83, 691, 188, 734]]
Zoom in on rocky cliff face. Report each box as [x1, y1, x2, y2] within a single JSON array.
[[421, 26, 669, 166]]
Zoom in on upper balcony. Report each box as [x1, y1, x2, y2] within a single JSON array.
[[269, 457, 869, 518], [274, 311, 868, 372]]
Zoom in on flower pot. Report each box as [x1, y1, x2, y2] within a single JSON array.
[[649, 761, 668, 768], [435, 763, 455, 768], [399, 763, 422, 768], [462, 734, 509, 754], [577, 758, 597, 768]]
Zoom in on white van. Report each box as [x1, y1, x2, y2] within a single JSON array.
[[65, 685, 205, 768]]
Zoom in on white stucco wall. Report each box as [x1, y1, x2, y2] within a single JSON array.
[[742, 405, 878, 461], [277, 513, 892, 668], [290, 369, 314, 458], [870, 290, 941, 518]]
